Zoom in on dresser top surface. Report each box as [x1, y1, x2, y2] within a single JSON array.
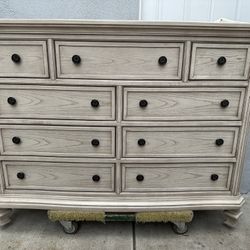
[[0, 19, 250, 37]]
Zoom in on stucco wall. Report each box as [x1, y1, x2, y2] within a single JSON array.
[[0, 0, 139, 19]]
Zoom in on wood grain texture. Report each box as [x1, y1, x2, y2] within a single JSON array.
[[190, 43, 250, 80], [55, 41, 184, 80], [3, 161, 114, 192], [124, 87, 244, 121], [0, 20, 248, 214], [0, 41, 49, 78], [0, 85, 115, 120], [122, 163, 232, 192], [123, 127, 238, 158], [1, 126, 115, 158]]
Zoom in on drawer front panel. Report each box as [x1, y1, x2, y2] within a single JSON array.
[[123, 127, 238, 158], [122, 163, 232, 192], [3, 161, 114, 192], [1, 126, 115, 157], [0, 41, 49, 78], [56, 41, 183, 80], [124, 88, 244, 121], [190, 43, 250, 80], [0, 86, 115, 120]]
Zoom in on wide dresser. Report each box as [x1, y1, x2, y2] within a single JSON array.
[[0, 20, 249, 230]]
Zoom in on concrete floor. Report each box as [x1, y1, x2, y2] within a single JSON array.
[[0, 195, 249, 250]]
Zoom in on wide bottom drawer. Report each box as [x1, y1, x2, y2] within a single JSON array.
[[3, 161, 115, 192], [122, 163, 233, 192]]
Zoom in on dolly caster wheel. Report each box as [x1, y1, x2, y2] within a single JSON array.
[[59, 221, 79, 234], [171, 222, 188, 234]]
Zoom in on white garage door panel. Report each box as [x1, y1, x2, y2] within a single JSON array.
[[140, 0, 250, 22]]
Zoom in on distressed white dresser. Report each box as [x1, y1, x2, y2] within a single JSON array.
[[0, 20, 249, 229]]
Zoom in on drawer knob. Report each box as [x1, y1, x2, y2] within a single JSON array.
[[11, 53, 21, 63], [12, 136, 21, 144], [139, 99, 148, 108], [211, 174, 219, 181], [136, 174, 144, 182], [91, 139, 100, 147], [215, 138, 224, 146], [217, 56, 226, 66], [17, 172, 25, 180], [91, 99, 99, 108], [220, 99, 229, 108], [138, 138, 146, 146], [92, 174, 100, 182], [7, 97, 16, 105], [158, 56, 167, 65], [72, 55, 81, 64]]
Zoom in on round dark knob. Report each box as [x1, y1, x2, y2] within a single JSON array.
[[211, 174, 219, 181], [138, 139, 146, 146], [136, 174, 144, 182], [17, 172, 25, 180], [72, 55, 81, 64], [139, 99, 148, 108], [7, 97, 16, 105], [215, 138, 224, 146], [91, 139, 100, 147], [91, 99, 99, 108], [220, 99, 229, 108], [158, 56, 167, 65], [12, 136, 21, 144], [92, 174, 100, 182], [217, 56, 226, 66], [11, 53, 21, 63]]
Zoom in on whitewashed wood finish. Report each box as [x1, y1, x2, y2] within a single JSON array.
[[1, 126, 115, 158], [190, 43, 250, 80], [0, 41, 49, 78], [55, 41, 184, 80], [124, 87, 244, 121], [123, 127, 238, 158], [3, 161, 115, 192], [122, 163, 232, 192], [0, 85, 115, 120], [0, 21, 249, 222]]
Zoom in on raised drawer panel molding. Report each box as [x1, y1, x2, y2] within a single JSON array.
[[1, 126, 115, 157], [0, 20, 249, 228], [3, 162, 115, 192], [124, 88, 244, 121], [55, 42, 184, 80], [0, 86, 115, 120], [0, 41, 49, 78], [123, 127, 238, 158], [190, 43, 250, 80], [122, 163, 233, 192]]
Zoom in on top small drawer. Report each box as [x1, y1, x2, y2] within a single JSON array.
[[190, 43, 250, 80], [0, 41, 49, 78], [55, 41, 184, 80]]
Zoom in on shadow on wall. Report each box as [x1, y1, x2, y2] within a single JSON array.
[[0, 0, 139, 19]]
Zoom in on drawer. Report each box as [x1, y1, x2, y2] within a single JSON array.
[[190, 43, 250, 80], [3, 161, 114, 192], [123, 127, 238, 158], [122, 163, 232, 192], [55, 41, 184, 80], [0, 86, 115, 120], [0, 41, 49, 78], [124, 87, 244, 121], [1, 126, 115, 157]]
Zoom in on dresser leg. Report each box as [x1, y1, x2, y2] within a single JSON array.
[[223, 209, 243, 228], [0, 209, 13, 227]]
